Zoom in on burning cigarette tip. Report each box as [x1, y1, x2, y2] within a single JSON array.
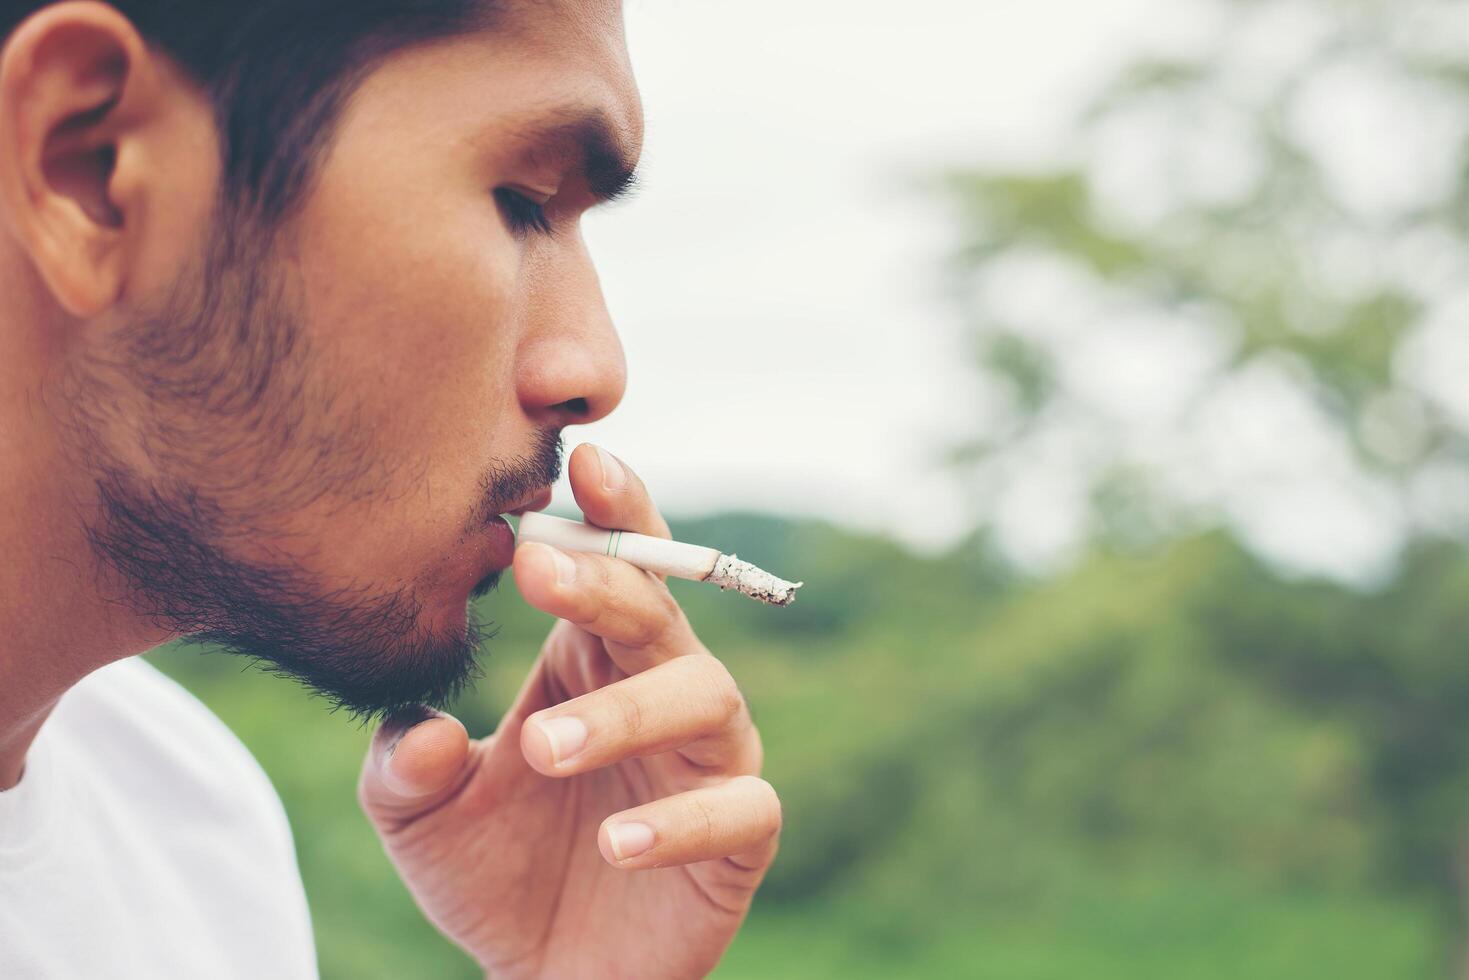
[[706, 553, 804, 607]]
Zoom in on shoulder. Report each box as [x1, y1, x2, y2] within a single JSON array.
[[31, 657, 319, 975], [60, 654, 265, 783], [53, 655, 296, 855], [64, 654, 234, 735]]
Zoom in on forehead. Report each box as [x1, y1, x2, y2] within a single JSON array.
[[344, 0, 643, 159], [484, 0, 641, 142]]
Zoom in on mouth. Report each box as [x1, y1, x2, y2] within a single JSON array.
[[501, 486, 554, 519], [477, 486, 554, 578]]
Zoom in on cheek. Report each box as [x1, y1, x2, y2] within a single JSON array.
[[293, 184, 524, 498]]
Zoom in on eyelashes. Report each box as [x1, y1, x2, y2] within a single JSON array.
[[494, 188, 553, 236]]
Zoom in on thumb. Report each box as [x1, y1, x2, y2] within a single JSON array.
[[358, 707, 473, 825]]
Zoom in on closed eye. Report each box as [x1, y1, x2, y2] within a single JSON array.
[[494, 187, 553, 236]]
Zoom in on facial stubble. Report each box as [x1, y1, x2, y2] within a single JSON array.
[[74, 212, 562, 722]]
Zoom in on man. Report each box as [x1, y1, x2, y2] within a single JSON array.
[[0, 0, 782, 977]]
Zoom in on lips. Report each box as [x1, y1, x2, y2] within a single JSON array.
[[503, 486, 554, 517], [475, 486, 554, 575]]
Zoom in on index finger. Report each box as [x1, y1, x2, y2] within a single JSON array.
[[568, 444, 671, 541]]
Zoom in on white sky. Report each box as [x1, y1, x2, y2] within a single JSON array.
[[563, 0, 1190, 552]]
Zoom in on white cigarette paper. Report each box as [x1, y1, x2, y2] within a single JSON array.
[[514, 512, 804, 606]]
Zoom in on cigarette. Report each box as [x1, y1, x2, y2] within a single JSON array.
[[514, 512, 804, 606]]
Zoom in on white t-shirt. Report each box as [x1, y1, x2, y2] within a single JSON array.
[[0, 657, 318, 979]]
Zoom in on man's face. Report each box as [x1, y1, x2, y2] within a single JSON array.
[[72, 0, 639, 718]]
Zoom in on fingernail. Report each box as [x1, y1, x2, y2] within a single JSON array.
[[535, 715, 588, 765], [608, 821, 655, 861], [546, 545, 576, 586], [384, 707, 439, 760], [596, 445, 627, 491]]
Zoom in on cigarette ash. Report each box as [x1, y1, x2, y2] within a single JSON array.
[[707, 554, 804, 606]]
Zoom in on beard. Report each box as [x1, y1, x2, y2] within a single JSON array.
[[72, 208, 562, 722]]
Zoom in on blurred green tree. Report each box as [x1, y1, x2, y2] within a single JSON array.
[[943, 0, 1469, 973], [946, 0, 1469, 571]]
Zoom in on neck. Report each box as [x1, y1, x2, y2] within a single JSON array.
[[0, 263, 169, 791]]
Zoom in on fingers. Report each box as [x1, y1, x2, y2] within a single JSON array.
[[358, 709, 472, 828], [515, 540, 699, 672], [518, 444, 690, 673], [567, 443, 671, 541], [519, 652, 758, 777], [597, 774, 782, 871], [534, 445, 779, 878]]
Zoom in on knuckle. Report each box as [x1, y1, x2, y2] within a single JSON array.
[[737, 775, 782, 833], [686, 794, 719, 851], [625, 613, 666, 649], [701, 657, 745, 725], [605, 687, 646, 739], [568, 559, 617, 627], [562, 563, 604, 626], [650, 581, 683, 629], [594, 556, 616, 595], [625, 583, 680, 647]]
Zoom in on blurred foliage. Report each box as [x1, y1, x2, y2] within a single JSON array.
[[946, 0, 1469, 554], [934, 0, 1469, 974]]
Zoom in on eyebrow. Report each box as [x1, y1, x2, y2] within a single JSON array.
[[511, 108, 642, 205]]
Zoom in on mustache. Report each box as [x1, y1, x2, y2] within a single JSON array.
[[469, 427, 565, 530]]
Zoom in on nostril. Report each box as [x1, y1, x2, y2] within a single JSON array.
[[553, 397, 590, 417]]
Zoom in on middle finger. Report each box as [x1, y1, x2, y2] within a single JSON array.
[[514, 540, 702, 672], [518, 652, 759, 778]]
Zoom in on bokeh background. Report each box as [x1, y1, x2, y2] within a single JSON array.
[[149, 0, 1469, 975]]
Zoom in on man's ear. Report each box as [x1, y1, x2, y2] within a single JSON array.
[[0, 2, 176, 317]]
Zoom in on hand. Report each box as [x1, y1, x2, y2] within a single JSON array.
[[358, 444, 782, 980]]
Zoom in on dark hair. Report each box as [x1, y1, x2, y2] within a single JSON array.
[[0, 1, 498, 222]]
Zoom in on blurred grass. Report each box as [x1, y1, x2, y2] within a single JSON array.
[[720, 883, 1436, 980], [150, 514, 1456, 977]]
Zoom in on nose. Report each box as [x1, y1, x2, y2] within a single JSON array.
[[516, 235, 628, 429]]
